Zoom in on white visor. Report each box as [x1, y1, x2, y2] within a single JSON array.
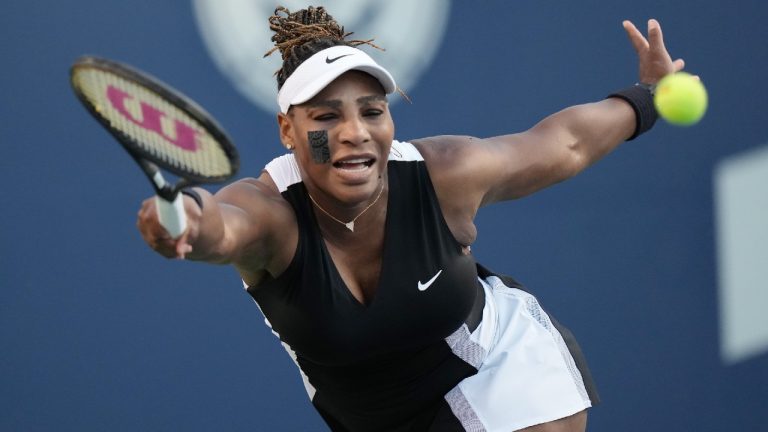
[[277, 45, 397, 114]]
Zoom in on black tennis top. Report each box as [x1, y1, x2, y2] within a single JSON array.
[[247, 142, 484, 431]]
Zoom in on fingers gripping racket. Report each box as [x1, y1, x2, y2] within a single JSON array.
[[70, 56, 239, 238]]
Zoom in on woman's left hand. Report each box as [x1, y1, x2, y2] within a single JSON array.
[[623, 19, 685, 85]]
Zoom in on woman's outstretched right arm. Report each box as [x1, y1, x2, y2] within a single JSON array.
[[136, 173, 296, 280]]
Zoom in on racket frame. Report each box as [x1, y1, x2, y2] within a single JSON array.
[[70, 55, 239, 191], [70, 55, 239, 237]]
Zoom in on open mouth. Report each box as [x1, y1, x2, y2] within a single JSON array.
[[333, 158, 375, 171]]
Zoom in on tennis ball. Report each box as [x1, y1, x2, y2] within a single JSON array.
[[653, 72, 708, 126]]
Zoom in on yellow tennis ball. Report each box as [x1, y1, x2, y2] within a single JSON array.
[[653, 72, 708, 126]]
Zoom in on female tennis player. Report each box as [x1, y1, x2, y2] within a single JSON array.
[[137, 6, 686, 431]]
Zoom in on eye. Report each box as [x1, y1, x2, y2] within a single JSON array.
[[314, 113, 337, 121], [363, 109, 383, 117]]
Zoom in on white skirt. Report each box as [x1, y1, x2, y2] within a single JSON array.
[[443, 274, 594, 432]]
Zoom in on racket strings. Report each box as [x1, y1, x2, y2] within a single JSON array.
[[72, 68, 234, 179]]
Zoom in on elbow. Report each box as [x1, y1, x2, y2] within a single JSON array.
[[556, 133, 591, 181]]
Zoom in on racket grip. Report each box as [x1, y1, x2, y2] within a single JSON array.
[[155, 194, 187, 238]]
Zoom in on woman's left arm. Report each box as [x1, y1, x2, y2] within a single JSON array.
[[418, 19, 688, 213]]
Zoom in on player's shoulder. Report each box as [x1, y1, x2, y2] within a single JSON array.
[[214, 174, 286, 208], [411, 134, 480, 157], [409, 135, 483, 172]]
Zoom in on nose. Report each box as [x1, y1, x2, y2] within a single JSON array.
[[337, 116, 371, 146]]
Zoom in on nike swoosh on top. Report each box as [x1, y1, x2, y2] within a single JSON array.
[[418, 269, 443, 291], [326, 54, 352, 64]]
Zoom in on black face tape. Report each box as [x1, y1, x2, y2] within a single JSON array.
[[308, 130, 330, 164]]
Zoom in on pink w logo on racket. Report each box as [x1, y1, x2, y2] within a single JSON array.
[[106, 85, 199, 152]]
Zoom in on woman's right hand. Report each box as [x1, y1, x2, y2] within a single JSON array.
[[136, 196, 199, 259]]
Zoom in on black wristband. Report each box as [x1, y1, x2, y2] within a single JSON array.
[[607, 83, 658, 141], [181, 188, 204, 210]]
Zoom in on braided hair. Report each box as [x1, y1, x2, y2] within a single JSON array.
[[264, 5, 382, 90]]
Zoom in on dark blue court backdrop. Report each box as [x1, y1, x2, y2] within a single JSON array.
[[2, 1, 767, 431]]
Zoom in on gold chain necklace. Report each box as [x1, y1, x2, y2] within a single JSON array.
[[307, 181, 385, 232]]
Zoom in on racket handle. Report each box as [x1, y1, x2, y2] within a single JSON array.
[[155, 194, 187, 238]]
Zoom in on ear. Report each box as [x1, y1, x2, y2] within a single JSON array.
[[277, 112, 295, 149]]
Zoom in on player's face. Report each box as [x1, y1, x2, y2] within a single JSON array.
[[279, 71, 394, 207]]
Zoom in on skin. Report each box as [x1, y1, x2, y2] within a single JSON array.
[[137, 19, 683, 431]]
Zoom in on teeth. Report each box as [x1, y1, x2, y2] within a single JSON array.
[[339, 163, 368, 171], [340, 158, 368, 164]]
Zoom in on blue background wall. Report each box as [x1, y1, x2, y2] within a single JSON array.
[[2, 1, 767, 430]]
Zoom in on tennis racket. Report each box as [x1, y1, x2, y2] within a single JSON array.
[[69, 56, 239, 238]]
